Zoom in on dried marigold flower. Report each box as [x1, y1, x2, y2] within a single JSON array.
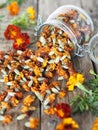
[[22, 83, 30, 92], [15, 92, 23, 99], [58, 90, 66, 98], [56, 66, 69, 80], [47, 93, 56, 104], [23, 95, 35, 107], [36, 41, 42, 48], [13, 33, 30, 51], [8, 73, 14, 81], [44, 106, 56, 115], [21, 106, 36, 113], [56, 117, 79, 130], [3, 115, 12, 125], [7, 1, 19, 15], [4, 76, 9, 83], [4, 25, 21, 40], [42, 60, 48, 68], [33, 66, 42, 77], [1, 102, 11, 111], [0, 51, 4, 60], [56, 103, 71, 119], [45, 71, 53, 78], [0, 92, 7, 102], [25, 118, 39, 129], [49, 81, 60, 88], [39, 82, 48, 94], [10, 97, 19, 107]]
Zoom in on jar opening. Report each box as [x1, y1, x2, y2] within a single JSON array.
[[39, 19, 79, 55]]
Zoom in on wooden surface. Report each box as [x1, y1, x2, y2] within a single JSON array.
[[0, 0, 98, 130]]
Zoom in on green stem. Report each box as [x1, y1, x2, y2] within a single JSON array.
[[76, 82, 92, 96], [0, 3, 6, 8]]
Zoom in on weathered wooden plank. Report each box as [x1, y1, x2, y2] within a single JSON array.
[[39, 0, 95, 130], [39, 0, 81, 21], [0, 1, 41, 130]]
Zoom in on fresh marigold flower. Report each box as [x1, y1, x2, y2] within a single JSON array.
[[56, 117, 79, 130], [3, 115, 12, 125], [56, 103, 71, 119], [4, 25, 21, 40], [13, 33, 30, 50], [26, 6, 35, 20], [92, 117, 98, 130], [66, 73, 84, 91], [7, 1, 19, 15], [23, 95, 35, 106]]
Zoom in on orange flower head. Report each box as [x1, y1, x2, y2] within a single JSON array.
[[4, 25, 21, 40], [30, 118, 39, 128], [56, 117, 79, 130], [21, 106, 36, 113], [44, 106, 56, 115], [56, 103, 71, 119], [10, 96, 19, 106], [7, 1, 20, 15], [23, 95, 35, 106], [26, 6, 35, 20], [3, 115, 12, 125], [92, 117, 98, 130], [13, 33, 30, 50]]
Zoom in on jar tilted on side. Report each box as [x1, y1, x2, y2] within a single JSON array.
[[47, 5, 94, 46], [39, 5, 94, 57]]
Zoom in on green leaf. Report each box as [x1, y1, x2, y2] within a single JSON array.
[[92, 101, 98, 107], [6, 0, 25, 5]]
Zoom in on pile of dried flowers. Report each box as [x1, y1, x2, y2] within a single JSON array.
[[0, 23, 90, 129], [0, 2, 97, 130]]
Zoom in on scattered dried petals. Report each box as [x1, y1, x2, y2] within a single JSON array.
[[23, 95, 35, 106]]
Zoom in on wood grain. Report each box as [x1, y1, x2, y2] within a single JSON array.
[[39, 0, 96, 130], [0, 0, 97, 130], [0, 1, 41, 130]]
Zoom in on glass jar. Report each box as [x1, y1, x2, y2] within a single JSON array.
[[88, 33, 98, 64], [39, 5, 94, 57]]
